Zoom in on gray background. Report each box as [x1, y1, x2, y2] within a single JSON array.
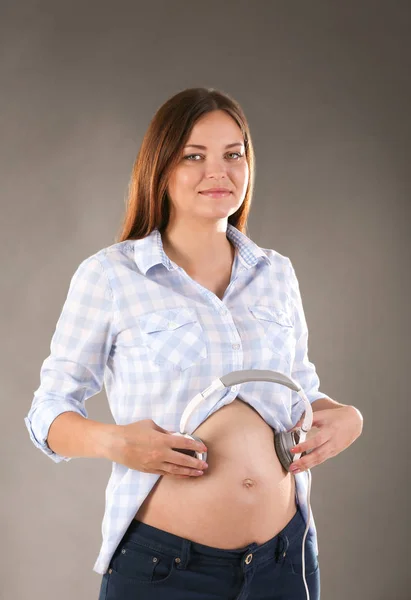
[[3, 1, 410, 598]]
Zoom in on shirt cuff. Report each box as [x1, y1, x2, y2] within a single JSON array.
[[24, 403, 86, 463]]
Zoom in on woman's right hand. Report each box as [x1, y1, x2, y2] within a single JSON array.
[[105, 419, 208, 479]]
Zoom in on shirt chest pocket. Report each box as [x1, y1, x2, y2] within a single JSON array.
[[248, 305, 295, 365], [137, 307, 208, 372]]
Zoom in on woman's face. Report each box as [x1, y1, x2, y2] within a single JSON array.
[[166, 110, 249, 225]]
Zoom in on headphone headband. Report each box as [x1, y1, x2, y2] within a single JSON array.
[[179, 369, 312, 434]]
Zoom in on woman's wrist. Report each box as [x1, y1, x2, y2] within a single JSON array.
[[97, 422, 125, 462]]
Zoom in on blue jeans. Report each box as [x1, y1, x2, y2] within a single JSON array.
[[98, 504, 320, 599]]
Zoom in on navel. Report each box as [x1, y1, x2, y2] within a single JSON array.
[[242, 478, 256, 488]]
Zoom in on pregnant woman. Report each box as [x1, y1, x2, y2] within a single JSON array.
[[24, 87, 363, 600]]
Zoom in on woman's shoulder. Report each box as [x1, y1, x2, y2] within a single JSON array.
[[80, 240, 136, 268], [68, 241, 137, 288], [259, 246, 292, 271]]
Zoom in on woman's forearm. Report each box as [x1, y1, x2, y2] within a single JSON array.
[[311, 397, 345, 412], [46, 411, 118, 460]]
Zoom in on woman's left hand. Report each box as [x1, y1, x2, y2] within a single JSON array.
[[289, 405, 363, 473]]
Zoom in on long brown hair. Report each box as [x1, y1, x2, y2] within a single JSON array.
[[115, 87, 256, 242]]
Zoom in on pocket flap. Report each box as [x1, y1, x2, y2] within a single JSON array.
[[138, 308, 198, 334], [248, 305, 293, 327]]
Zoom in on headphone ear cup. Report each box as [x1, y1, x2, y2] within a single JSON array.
[[274, 430, 301, 472]]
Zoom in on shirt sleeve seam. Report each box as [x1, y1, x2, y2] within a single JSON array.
[[93, 254, 120, 334], [284, 256, 296, 327]]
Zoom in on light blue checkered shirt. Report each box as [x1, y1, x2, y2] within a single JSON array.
[[24, 223, 331, 574]]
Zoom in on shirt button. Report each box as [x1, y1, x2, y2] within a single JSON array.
[[232, 343, 240, 350]]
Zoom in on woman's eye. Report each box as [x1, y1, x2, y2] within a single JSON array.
[[183, 152, 243, 161]]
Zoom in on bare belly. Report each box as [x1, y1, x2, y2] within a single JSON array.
[[134, 398, 298, 549]]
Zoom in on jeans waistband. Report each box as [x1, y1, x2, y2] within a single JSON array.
[[120, 504, 307, 565]]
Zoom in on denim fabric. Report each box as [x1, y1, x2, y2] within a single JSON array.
[[98, 504, 320, 600]]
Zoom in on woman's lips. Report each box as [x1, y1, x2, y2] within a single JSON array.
[[199, 191, 232, 198]]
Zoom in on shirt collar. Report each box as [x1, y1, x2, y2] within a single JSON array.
[[133, 222, 271, 276]]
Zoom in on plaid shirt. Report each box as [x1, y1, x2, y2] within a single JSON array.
[[24, 223, 331, 574]]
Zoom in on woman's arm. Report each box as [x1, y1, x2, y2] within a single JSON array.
[[24, 256, 117, 463], [47, 411, 117, 460], [311, 397, 345, 411]]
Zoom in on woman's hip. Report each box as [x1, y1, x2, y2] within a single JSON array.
[[98, 503, 320, 600]]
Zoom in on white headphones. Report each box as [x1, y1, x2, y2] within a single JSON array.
[[171, 368, 312, 470]]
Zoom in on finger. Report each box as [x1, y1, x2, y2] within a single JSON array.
[[163, 461, 205, 477], [167, 432, 207, 455], [168, 447, 207, 471], [290, 440, 332, 471], [290, 430, 328, 455], [165, 443, 208, 472]]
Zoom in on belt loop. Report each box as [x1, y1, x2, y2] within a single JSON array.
[[275, 534, 289, 562], [275, 535, 282, 562], [175, 538, 191, 569]]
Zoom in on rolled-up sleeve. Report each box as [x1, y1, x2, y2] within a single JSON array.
[[24, 255, 116, 463], [286, 257, 332, 421]]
